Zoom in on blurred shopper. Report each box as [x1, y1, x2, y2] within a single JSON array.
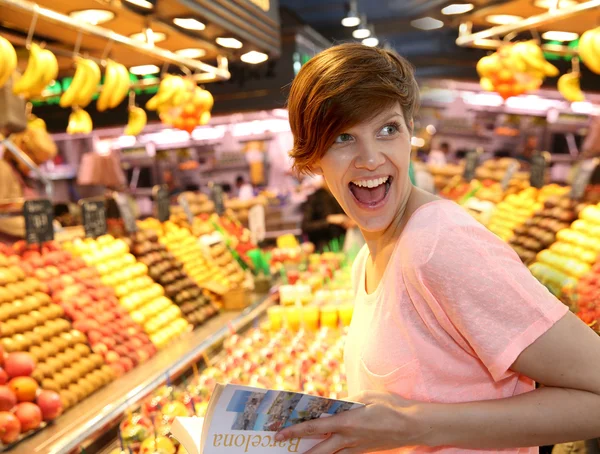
[[428, 142, 450, 167], [236, 175, 254, 200]]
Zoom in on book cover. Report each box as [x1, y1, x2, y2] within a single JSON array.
[[170, 384, 363, 454]]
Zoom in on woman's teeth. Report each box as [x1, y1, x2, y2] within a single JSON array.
[[350, 176, 389, 188]]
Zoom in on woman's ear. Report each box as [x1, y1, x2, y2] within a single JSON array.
[[309, 165, 323, 175]]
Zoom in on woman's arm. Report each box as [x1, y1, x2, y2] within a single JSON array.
[[419, 311, 600, 449]]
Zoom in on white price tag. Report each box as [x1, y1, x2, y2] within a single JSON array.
[[248, 204, 266, 243]]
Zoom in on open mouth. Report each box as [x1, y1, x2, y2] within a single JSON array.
[[349, 176, 392, 207]]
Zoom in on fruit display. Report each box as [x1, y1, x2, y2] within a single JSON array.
[[487, 186, 568, 242], [146, 75, 214, 133], [476, 41, 558, 100], [569, 260, 600, 333], [578, 27, 600, 75], [130, 230, 219, 326], [0, 252, 113, 413], [529, 203, 600, 298], [12, 43, 58, 98], [0, 36, 17, 89], [0, 348, 63, 448], [96, 59, 131, 112], [429, 164, 464, 193], [59, 57, 101, 109], [125, 106, 148, 136], [510, 197, 579, 264], [15, 242, 155, 378], [63, 235, 189, 350], [203, 239, 246, 289]]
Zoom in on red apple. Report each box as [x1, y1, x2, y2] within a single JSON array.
[[110, 363, 125, 378], [0, 344, 4, 367], [14, 402, 42, 432], [119, 357, 134, 372], [103, 338, 116, 349], [105, 351, 120, 364], [36, 390, 62, 421], [87, 330, 102, 344], [92, 343, 108, 355], [0, 386, 17, 411], [4, 353, 35, 378], [0, 411, 21, 443], [0, 368, 7, 385]]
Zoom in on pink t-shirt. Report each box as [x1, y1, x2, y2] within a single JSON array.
[[344, 200, 569, 454]]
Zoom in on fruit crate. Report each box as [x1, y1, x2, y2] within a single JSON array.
[[221, 287, 250, 311]]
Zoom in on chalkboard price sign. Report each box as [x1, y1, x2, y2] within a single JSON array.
[[153, 185, 170, 222], [23, 199, 54, 245], [463, 150, 479, 182], [80, 199, 107, 238], [113, 192, 138, 233], [530, 153, 547, 189], [211, 184, 225, 216], [570, 158, 599, 201]]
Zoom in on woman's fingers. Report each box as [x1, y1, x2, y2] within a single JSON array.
[[276, 415, 343, 441]]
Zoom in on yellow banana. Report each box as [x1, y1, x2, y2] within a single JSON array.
[[97, 59, 119, 112], [557, 72, 585, 102], [76, 59, 101, 108], [109, 62, 130, 109], [480, 77, 495, 91], [145, 75, 185, 111], [28, 114, 47, 130], [0, 35, 17, 89], [578, 28, 600, 75], [67, 108, 93, 135], [28, 48, 58, 97], [124, 106, 147, 136], [77, 109, 93, 134], [512, 41, 547, 74], [13, 43, 43, 96]]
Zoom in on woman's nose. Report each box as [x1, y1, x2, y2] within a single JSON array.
[[354, 143, 386, 171]]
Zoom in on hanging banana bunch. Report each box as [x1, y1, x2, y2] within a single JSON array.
[[97, 59, 131, 111], [13, 42, 58, 98], [59, 57, 101, 108]]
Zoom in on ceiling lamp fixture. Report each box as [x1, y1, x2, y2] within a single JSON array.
[[534, 0, 578, 8], [486, 14, 523, 25], [130, 31, 167, 43], [441, 3, 474, 15], [216, 37, 243, 49], [411, 17, 444, 30], [175, 48, 207, 58], [352, 17, 371, 39], [123, 0, 155, 9], [172, 17, 206, 31], [341, 0, 360, 27], [240, 51, 268, 64], [541, 30, 579, 41], [69, 9, 115, 25], [130, 64, 160, 75], [362, 36, 379, 47]]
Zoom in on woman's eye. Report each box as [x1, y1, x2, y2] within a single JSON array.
[[334, 133, 353, 143], [379, 124, 399, 136]]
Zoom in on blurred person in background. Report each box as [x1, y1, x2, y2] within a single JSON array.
[[428, 142, 450, 167], [236, 175, 254, 200]]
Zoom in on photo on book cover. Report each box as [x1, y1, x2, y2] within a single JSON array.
[[227, 390, 267, 430], [282, 394, 345, 428], [252, 390, 303, 432]]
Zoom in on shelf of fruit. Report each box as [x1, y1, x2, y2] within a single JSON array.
[[0, 249, 113, 419], [130, 230, 220, 327], [12, 290, 275, 454], [62, 235, 190, 350], [529, 202, 600, 299], [107, 322, 347, 454], [510, 197, 581, 265]]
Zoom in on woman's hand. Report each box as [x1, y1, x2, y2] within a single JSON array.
[[275, 392, 428, 454]]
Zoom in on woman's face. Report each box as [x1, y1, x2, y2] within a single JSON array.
[[314, 103, 412, 233]]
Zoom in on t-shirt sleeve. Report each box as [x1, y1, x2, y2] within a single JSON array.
[[407, 215, 568, 381]]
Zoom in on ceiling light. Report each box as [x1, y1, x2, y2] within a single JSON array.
[[175, 48, 207, 59], [69, 9, 115, 25], [123, 0, 154, 9], [534, 0, 578, 8], [216, 37, 243, 49], [129, 64, 160, 75], [240, 51, 268, 64], [172, 17, 206, 30], [542, 30, 579, 41], [362, 36, 379, 47], [411, 17, 444, 30], [130, 31, 167, 43], [342, 0, 360, 27], [441, 3, 474, 15], [352, 18, 371, 39], [486, 14, 523, 25]]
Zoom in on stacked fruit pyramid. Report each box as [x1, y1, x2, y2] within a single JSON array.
[[0, 252, 112, 413], [130, 230, 219, 327], [205, 240, 246, 289], [15, 242, 155, 378], [62, 235, 189, 350], [0, 349, 63, 447], [529, 203, 600, 298], [510, 197, 579, 265]]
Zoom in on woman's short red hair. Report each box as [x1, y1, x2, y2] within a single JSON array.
[[287, 43, 420, 175]]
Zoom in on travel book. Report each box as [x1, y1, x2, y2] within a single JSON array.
[[170, 383, 363, 454]]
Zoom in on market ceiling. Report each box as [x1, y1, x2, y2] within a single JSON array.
[[278, 0, 600, 82]]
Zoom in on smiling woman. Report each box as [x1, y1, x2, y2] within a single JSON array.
[[279, 42, 600, 454]]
